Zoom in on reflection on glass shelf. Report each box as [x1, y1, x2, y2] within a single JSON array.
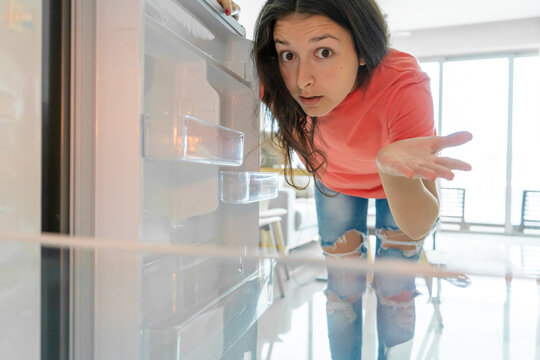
[[4, 232, 540, 359], [2, 232, 540, 359], [143, 114, 245, 166], [219, 171, 278, 204]]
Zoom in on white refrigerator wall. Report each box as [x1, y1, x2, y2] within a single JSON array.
[[0, 0, 41, 359], [94, 0, 271, 359]]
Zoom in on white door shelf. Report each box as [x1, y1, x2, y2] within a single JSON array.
[[142, 263, 273, 360], [145, 15, 252, 90], [219, 171, 278, 204], [143, 114, 245, 166]]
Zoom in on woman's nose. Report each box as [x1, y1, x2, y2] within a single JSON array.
[[296, 60, 314, 89]]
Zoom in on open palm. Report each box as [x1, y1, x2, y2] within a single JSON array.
[[376, 131, 473, 181]]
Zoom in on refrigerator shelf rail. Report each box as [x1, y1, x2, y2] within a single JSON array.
[[219, 171, 279, 204], [142, 114, 245, 166], [145, 15, 252, 89]]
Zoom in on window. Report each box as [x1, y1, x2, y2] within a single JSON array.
[[421, 54, 540, 231], [512, 56, 540, 226], [440, 58, 509, 225]]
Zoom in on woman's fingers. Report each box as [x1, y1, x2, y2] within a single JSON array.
[[384, 159, 456, 180], [434, 131, 473, 152], [383, 163, 415, 179], [377, 131, 472, 180], [406, 162, 453, 181], [217, 0, 232, 14], [231, 2, 240, 19], [435, 157, 472, 171], [216, 0, 240, 19], [419, 163, 455, 180], [413, 167, 439, 181]]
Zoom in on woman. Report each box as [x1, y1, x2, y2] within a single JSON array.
[[222, 1, 472, 359]]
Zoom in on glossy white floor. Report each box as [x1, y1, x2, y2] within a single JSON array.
[[256, 231, 540, 360]]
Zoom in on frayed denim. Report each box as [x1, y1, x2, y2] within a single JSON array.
[[315, 180, 423, 360]]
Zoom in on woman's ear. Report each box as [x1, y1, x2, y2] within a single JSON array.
[[359, 57, 366, 66]]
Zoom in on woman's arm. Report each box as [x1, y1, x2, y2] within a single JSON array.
[[378, 173, 438, 240], [376, 131, 472, 240]]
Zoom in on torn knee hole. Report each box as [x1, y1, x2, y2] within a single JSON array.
[[326, 290, 359, 323], [377, 289, 417, 308], [323, 230, 364, 256], [327, 290, 360, 303], [377, 229, 424, 256]]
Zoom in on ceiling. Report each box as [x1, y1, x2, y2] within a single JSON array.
[[378, 0, 540, 31], [235, 0, 540, 38]]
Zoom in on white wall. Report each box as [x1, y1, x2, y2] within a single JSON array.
[[235, 0, 265, 40], [391, 17, 540, 59]]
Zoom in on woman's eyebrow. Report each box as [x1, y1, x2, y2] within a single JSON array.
[[309, 34, 340, 43], [274, 34, 340, 45]]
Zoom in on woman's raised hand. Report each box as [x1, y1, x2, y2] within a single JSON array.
[[217, 0, 241, 20], [376, 131, 473, 181]]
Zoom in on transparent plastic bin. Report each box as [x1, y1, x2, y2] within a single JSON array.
[[219, 171, 278, 204], [143, 114, 245, 166], [142, 262, 274, 360]]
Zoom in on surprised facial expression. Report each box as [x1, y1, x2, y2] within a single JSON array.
[[273, 14, 363, 117]]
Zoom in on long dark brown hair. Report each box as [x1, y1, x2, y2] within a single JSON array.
[[253, 0, 388, 190]]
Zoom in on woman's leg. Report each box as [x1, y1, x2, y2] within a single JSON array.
[[315, 181, 369, 360], [374, 199, 425, 359]]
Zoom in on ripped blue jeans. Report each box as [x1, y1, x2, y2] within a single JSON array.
[[315, 180, 423, 360]]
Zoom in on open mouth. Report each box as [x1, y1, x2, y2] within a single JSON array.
[[299, 96, 323, 106]]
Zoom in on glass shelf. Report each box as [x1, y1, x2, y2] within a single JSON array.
[[143, 114, 245, 166], [3, 232, 540, 359], [219, 171, 278, 204]]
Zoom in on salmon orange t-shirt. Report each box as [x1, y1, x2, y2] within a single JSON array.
[[310, 49, 436, 199]]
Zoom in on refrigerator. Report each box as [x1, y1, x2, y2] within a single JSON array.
[[1, 0, 278, 359], [0, 0, 43, 359], [94, 0, 279, 357]]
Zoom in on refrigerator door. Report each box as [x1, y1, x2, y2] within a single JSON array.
[[0, 0, 42, 358], [94, 0, 276, 358]]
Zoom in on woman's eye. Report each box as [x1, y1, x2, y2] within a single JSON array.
[[280, 51, 295, 62], [316, 48, 333, 58]]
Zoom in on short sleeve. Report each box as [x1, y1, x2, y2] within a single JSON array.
[[387, 72, 436, 142]]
